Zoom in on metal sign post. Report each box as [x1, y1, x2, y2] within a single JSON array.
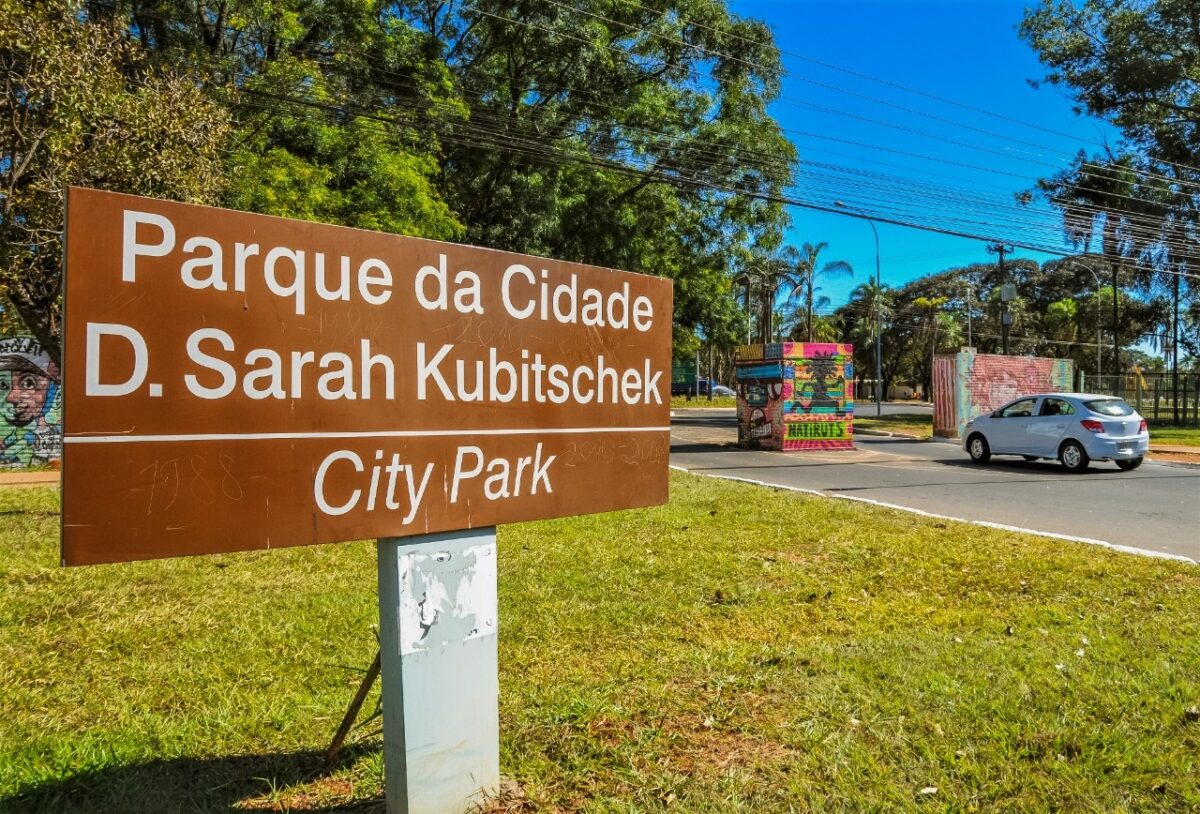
[[377, 528, 499, 814]]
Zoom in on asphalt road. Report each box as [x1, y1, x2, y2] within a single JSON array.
[[670, 410, 1200, 562]]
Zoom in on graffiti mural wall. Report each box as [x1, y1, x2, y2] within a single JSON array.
[[933, 350, 1074, 439], [735, 343, 854, 451], [0, 337, 62, 468]]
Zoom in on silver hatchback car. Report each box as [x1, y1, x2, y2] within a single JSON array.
[[963, 393, 1149, 472]]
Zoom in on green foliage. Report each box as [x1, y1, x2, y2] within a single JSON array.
[[1020, 1, 1198, 364], [1045, 297, 1079, 347], [414, 0, 796, 339], [735, 251, 796, 343], [0, 0, 230, 362], [101, 0, 466, 242], [80, 0, 795, 355], [227, 112, 462, 240], [783, 242, 853, 342], [837, 257, 1170, 394], [1021, 0, 1200, 160]]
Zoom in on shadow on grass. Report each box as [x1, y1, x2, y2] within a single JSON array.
[[0, 745, 384, 814]]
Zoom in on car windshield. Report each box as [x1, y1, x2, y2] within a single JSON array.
[[1083, 398, 1134, 417]]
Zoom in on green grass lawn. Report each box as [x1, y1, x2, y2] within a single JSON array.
[[853, 413, 934, 439], [2, 476, 1199, 813], [1146, 423, 1200, 447], [669, 395, 736, 409]]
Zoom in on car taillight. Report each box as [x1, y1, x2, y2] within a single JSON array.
[[1080, 419, 1104, 433], [1139, 419, 1148, 433]]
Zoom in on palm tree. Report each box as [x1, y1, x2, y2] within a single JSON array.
[[787, 242, 853, 342], [846, 279, 893, 395], [736, 252, 802, 343], [1044, 297, 1079, 358], [1035, 153, 1140, 373], [913, 296, 961, 398]]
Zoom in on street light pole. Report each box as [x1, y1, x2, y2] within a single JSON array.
[[836, 201, 882, 417], [963, 280, 973, 349], [1069, 260, 1104, 385]]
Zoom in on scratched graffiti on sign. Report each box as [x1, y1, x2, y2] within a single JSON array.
[[933, 350, 1074, 439], [735, 343, 854, 451], [0, 337, 62, 468]]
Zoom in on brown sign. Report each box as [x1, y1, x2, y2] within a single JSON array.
[[62, 188, 671, 565]]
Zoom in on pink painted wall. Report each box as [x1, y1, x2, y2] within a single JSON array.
[[933, 351, 1074, 438]]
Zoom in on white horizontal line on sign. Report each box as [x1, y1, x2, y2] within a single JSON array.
[[65, 426, 672, 444]]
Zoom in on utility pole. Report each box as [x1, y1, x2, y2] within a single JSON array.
[[987, 243, 1014, 354], [1173, 264, 1182, 423], [1111, 263, 1120, 384], [964, 280, 973, 348], [835, 201, 883, 417]]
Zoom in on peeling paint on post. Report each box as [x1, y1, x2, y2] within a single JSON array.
[[378, 528, 499, 814]]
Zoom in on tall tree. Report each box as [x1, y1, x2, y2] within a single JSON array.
[[94, 0, 465, 241], [912, 296, 958, 398], [1022, 0, 1200, 166], [103, 0, 798, 354], [1021, 0, 1199, 395], [786, 242, 853, 342], [736, 251, 796, 344], [403, 0, 796, 345], [0, 0, 230, 362], [844, 279, 893, 392], [1044, 297, 1080, 358]]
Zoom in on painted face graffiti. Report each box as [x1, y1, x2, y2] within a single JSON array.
[[0, 339, 63, 467], [6, 370, 52, 423]]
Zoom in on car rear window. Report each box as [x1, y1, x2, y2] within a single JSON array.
[[1083, 398, 1134, 417]]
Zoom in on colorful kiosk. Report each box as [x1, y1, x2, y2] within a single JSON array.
[[734, 343, 854, 451]]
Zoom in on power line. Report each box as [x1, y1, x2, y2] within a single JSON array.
[[234, 81, 1200, 282], [94, 2, 1200, 283], [607, 0, 1200, 190], [111, 1, 1200, 250]]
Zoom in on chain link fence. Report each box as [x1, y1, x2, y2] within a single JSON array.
[[1077, 372, 1200, 427]]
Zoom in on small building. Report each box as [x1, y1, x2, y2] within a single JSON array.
[[734, 342, 854, 451], [933, 349, 1074, 439]]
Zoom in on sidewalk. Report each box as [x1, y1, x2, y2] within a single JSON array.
[[1148, 443, 1200, 456], [0, 469, 60, 486]]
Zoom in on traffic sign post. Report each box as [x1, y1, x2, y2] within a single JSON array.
[[61, 187, 672, 811]]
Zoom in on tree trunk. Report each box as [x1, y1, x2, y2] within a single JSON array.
[[5, 283, 61, 365], [1173, 269, 1181, 423]]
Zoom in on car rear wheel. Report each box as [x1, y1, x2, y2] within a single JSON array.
[[967, 433, 990, 463], [1059, 440, 1090, 473], [1115, 456, 1143, 471]]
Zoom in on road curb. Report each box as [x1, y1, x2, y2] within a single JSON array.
[[855, 429, 930, 441], [669, 464, 1197, 565]]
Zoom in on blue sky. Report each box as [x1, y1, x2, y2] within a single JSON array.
[[729, 0, 1120, 309]]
